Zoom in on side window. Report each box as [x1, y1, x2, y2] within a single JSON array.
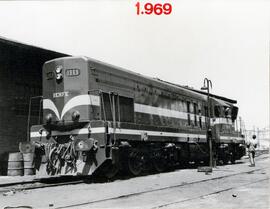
[[224, 106, 231, 118], [214, 106, 221, 117], [119, 96, 134, 123], [204, 105, 208, 124], [187, 101, 191, 126], [193, 103, 198, 126], [101, 93, 114, 121], [101, 93, 134, 123], [198, 109, 202, 128]]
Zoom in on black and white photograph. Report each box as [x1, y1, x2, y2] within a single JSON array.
[[0, 0, 269, 208]]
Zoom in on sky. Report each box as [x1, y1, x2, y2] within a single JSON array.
[[0, 0, 269, 130]]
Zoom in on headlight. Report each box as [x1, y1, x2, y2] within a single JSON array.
[[46, 130, 51, 139], [55, 66, 62, 73], [75, 138, 96, 151], [46, 113, 53, 123], [56, 73, 63, 80], [77, 141, 85, 150], [55, 65, 63, 81], [72, 110, 80, 121]]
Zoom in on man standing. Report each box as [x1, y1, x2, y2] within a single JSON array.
[[246, 135, 258, 167]]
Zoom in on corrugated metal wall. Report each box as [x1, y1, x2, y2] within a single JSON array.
[[0, 38, 67, 174]]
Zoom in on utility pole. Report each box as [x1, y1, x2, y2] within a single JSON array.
[[239, 116, 242, 134], [201, 78, 213, 168], [257, 128, 260, 149]]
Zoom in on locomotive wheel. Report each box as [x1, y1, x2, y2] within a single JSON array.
[[223, 157, 229, 165], [153, 159, 167, 173], [230, 155, 236, 164], [102, 162, 119, 179], [128, 150, 143, 176], [153, 153, 167, 173]]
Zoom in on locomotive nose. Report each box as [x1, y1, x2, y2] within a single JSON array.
[[43, 57, 91, 123]]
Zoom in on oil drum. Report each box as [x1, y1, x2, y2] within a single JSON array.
[[7, 152, 23, 176], [23, 153, 35, 175]]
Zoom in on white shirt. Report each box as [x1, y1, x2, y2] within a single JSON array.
[[246, 138, 258, 152]]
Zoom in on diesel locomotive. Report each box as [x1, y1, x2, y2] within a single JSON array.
[[20, 56, 245, 177]]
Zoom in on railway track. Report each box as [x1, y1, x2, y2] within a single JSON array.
[[1, 154, 268, 209], [0, 152, 268, 198], [152, 177, 268, 209], [0, 176, 85, 194], [53, 164, 268, 209]]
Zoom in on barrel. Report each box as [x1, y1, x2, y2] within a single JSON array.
[[23, 153, 35, 175], [7, 152, 23, 176]]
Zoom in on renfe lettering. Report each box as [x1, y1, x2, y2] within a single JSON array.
[[53, 91, 69, 98]]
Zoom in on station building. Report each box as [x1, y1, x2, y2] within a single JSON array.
[[0, 37, 67, 172]]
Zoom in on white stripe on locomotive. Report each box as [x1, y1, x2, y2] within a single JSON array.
[[61, 94, 100, 119], [43, 95, 233, 125], [43, 94, 100, 120], [30, 127, 242, 143]]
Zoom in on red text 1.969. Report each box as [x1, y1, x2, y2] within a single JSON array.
[[135, 2, 172, 15]]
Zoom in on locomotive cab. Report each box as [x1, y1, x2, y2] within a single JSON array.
[[210, 98, 244, 163], [43, 56, 100, 126]]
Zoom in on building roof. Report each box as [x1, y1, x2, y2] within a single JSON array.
[[0, 36, 68, 57]]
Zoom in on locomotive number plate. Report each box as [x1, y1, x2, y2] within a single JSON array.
[[65, 68, 80, 77]]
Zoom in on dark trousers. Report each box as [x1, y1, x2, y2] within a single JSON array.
[[249, 151, 255, 165]]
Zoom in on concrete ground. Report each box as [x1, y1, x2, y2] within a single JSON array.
[[165, 178, 269, 209], [0, 154, 269, 209]]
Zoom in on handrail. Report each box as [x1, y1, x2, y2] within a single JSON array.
[[27, 96, 43, 141]]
